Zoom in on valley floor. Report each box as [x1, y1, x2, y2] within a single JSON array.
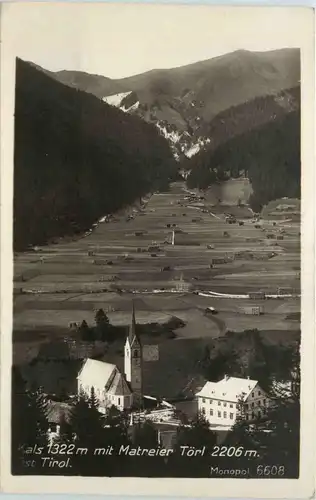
[[13, 180, 300, 363]]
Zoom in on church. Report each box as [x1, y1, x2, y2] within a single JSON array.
[[77, 302, 143, 411]]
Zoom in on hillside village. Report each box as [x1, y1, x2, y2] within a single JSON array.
[[41, 302, 276, 445]]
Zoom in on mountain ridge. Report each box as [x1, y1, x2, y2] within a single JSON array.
[[30, 48, 300, 160]]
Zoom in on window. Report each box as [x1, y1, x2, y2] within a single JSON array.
[[252, 392, 254, 398], [223, 402, 227, 407], [244, 403, 248, 410], [134, 350, 139, 358], [210, 410, 213, 416], [263, 399, 266, 405], [252, 412, 255, 419], [202, 407, 206, 414], [258, 400, 261, 406], [230, 403, 234, 408], [223, 411, 227, 418], [258, 390, 261, 396], [202, 398, 205, 403], [218, 401, 221, 406], [218, 411, 221, 417], [251, 402, 254, 408], [118, 398, 121, 405], [230, 413, 234, 419], [209, 399, 213, 404]]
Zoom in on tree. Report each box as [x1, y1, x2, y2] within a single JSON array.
[[224, 342, 301, 478], [69, 389, 109, 475], [78, 320, 90, 341], [11, 368, 50, 474], [128, 420, 164, 476], [94, 309, 110, 341], [170, 412, 217, 477]]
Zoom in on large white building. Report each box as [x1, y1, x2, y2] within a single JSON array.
[[196, 376, 270, 428], [77, 302, 143, 411]]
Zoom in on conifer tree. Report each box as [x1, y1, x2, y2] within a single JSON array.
[[11, 368, 49, 474], [78, 320, 90, 341], [94, 309, 110, 341]]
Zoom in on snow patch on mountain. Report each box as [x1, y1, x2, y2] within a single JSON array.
[[184, 137, 211, 158], [124, 101, 139, 112], [156, 123, 182, 144], [185, 143, 201, 158], [103, 92, 132, 107]]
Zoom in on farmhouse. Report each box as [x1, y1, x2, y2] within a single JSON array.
[[196, 376, 270, 428], [78, 302, 142, 410], [240, 306, 264, 316]]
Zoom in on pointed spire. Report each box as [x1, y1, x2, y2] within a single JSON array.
[[128, 300, 141, 345]]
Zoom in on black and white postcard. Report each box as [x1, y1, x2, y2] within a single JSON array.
[[0, 3, 315, 497]]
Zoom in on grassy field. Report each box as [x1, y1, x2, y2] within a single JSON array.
[[14, 180, 300, 362]]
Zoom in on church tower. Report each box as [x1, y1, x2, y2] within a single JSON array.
[[124, 301, 143, 407]]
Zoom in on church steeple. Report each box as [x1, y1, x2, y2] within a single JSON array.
[[124, 301, 143, 407], [128, 300, 141, 347]]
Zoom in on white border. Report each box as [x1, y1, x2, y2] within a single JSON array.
[[0, 3, 315, 497]]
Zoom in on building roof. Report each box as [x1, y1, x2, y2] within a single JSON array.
[[46, 401, 73, 424], [78, 359, 117, 390], [196, 376, 258, 403], [107, 370, 132, 396]]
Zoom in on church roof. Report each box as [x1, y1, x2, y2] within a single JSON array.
[[78, 359, 117, 390], [128, 301, 141, 347], [107, 371, 132, 396]]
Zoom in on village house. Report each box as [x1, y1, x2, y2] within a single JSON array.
[[196, 376, 270, 428], [77, 302, 143, 411]]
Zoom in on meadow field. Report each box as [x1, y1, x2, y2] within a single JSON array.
[[13, 179, 300, 359]]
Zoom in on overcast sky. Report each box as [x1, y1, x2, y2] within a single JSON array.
[[2, 3, 307, 79]]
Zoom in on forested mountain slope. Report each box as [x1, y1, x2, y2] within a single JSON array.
[[14, 58, 176, 250], [185, 110, 300, 211]]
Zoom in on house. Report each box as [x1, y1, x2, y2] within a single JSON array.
[[196, 376, 270, 428], [77, 302, 142, 411], [240, 306, 264, 316]]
